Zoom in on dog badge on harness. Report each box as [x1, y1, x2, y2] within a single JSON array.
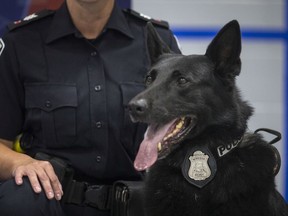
[[182, 146, 217, 188], [188, 151, 211, 180]]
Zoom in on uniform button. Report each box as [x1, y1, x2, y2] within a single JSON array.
[[45, 100, 52, 108], [91, 51, 97, 56], [96, 156, 101, 163], [94, 85, 102, 91], [95, 121, 102, 128]]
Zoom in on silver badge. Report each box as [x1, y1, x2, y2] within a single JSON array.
[[0, 38, 5, 56], [182, 146, 217, 188], [188, 151, 211, 181]]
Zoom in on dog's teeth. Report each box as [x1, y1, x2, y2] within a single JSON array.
[[176, 119, 184, 129], [164, 134, 170, 140], [158, 142, 162, 151], [163, 118, 186, 142], [172, 128, 179, 135]]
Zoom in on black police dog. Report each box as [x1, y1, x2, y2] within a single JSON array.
[[128, 21, 288, 216]]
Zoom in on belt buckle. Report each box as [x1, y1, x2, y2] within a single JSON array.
[[84, 185, 110, 210]]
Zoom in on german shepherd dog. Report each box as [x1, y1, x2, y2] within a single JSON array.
[[128, 21, 288, 216]]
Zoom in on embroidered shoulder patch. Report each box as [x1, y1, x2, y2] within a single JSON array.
[[0, 38, 5, 56]]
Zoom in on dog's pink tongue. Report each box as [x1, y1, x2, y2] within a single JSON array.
[[134, 120, 176, 171]]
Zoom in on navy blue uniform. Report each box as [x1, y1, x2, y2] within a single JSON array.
[[0, 1, 180, 216]]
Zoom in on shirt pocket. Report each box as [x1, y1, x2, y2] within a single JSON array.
[[120, 82, 147, 158], [24, 83, 77, 148]]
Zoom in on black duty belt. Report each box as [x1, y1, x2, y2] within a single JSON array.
[[62, 181, 112, 210], [34, 152, 112, 210]]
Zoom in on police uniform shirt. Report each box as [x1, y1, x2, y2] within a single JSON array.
[[0, 2, 181, 182]]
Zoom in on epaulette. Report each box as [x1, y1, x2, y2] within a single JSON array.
[[123, 9, 169, 29], [7, 10, 55, 31]]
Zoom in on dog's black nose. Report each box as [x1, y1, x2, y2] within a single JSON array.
[[128, 98, 148, 117]]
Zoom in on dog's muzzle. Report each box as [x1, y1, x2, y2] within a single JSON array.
[[128, 98, 149, 122]]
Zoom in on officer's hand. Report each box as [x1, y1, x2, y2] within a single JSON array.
[[12, 157, 63, 200]]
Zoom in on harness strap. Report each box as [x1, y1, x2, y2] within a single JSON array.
[[254, 128, 282, 145], [254, 128, 282, 176]]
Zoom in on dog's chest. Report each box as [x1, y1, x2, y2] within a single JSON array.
[[145, 143, 275, 216]]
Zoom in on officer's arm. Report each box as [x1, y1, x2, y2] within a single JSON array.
[[0, 138, 12, 148], [0, 139, 63, 200], [0, 138, 27, 179]]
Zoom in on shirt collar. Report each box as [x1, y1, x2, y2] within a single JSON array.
[[46, 2, 134, 44], [46, 2, 76, 43], [105, 3, 134, 39]]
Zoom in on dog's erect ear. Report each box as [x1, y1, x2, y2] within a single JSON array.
[[205, 20, 241, 77], [147, 22, 172, 65]]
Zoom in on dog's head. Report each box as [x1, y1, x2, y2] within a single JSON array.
[[129, 21, 253, 171]]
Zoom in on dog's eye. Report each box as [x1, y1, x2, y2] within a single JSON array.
[[145, 75, 153, 85], [177, 77, 188, 85]]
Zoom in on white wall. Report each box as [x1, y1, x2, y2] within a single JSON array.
[[132, 0, 284, 28], [132, 0, 286, 197]]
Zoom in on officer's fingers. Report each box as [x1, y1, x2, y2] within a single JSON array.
[[12, 158, 36, 185], [13, 160, 62, 200], [26, 169, 43, 194], [13, 168, 25, 185], [43, 162, 63, 200], [35, 161, 58, 199], [13, 164, 39, 188], [52, 182, 63, 201]]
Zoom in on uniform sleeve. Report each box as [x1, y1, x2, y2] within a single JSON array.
[[167, 29, 182, 54], [156, 27, 182, 54], [0, 35, 24, 140]]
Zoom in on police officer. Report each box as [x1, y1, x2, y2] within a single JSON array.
[[0, 0, 180, 215]]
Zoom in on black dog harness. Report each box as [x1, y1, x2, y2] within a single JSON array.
[[181, 136, 242, 188], [181, 128, 281, 188]]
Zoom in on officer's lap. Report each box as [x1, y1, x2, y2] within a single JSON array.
[[0, 177, 64, 216]]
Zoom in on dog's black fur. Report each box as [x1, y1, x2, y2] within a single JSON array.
[[128, 21, 288, 216]]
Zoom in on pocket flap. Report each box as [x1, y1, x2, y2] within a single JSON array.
[[25, 83, 77, 112]]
